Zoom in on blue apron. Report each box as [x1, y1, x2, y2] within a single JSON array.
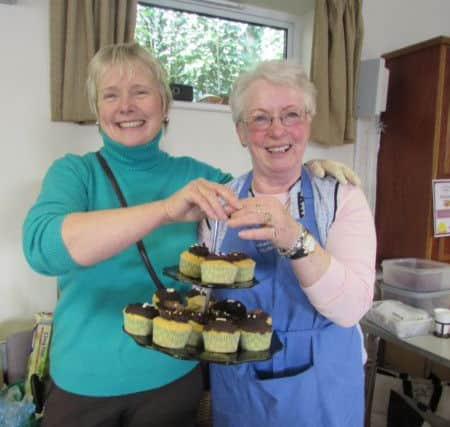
[[210, 169, 364, 427]]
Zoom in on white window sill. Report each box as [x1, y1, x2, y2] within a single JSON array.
[[172, 100, 231, 114]]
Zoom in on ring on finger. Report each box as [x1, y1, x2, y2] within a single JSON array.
[[262, 211, 273, 226]]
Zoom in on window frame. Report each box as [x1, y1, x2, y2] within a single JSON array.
[[137, 0, 301, 112]]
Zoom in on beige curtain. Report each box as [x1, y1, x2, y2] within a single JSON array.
[[310, 0, 363, 146], [50, 0, 137, 122]]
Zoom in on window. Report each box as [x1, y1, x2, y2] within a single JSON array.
[[136, 0, 298, 103]]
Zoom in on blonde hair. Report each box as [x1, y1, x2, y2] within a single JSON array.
[[86, 42, 172, 118], [229, 60, 317, 124]]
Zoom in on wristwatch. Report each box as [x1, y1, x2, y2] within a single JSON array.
[[278, 227, 315, 259]]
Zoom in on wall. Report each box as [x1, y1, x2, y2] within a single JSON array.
[[0, 0, 449, 337], [355, 0, 450, 210]]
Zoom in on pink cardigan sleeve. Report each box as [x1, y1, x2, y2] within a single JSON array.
[[302, 184, 377, 327]]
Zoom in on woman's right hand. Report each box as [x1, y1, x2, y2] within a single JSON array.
[[162, 178, 242, 223], [62, 179, 240, 267]]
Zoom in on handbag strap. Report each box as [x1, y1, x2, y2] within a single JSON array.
[[96, 151, 165, 290]]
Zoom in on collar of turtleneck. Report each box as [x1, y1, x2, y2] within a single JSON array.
[[99, 128, 168, 170]]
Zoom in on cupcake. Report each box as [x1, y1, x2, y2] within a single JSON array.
[[210, 299, 247, 323], [239, 309, 273, 351], [152, 287, 183, 311], [187, 311, 207, 347], [228, 252, 256, 282], [200, 254, 238, 284], [203, 317, 241, 353], [179, 243, 210, 278], [123, 302, 159, 336], [152, 308, 192, 349], [185, 287, 213, 312]]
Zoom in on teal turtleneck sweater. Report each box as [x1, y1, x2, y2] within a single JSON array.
[[23, 130, 231, 396]]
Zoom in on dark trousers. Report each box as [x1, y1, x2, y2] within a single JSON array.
[[42, 365, 203, 427]]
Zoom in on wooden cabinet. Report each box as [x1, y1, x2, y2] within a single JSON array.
[[375, 36, 450, 265]]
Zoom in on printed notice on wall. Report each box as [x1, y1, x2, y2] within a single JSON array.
[[432, 179, 450, 237]]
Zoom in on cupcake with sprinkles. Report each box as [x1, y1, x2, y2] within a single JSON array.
[[209, 299, 247, 323], [239, 309, 273, 352], [152, 308, 192, 349], [187, 310, 208, 348]]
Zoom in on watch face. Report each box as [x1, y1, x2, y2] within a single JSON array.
[[303, 233, 315, 254]]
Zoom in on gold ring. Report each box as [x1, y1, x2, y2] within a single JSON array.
[[263, 211, 273, 226]]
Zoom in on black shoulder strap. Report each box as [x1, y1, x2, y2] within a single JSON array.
[[96, 151, 164, 290]]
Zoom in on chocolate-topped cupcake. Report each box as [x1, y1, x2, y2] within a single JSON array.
[[228, 252, 256, 282], [158, 308, 190, 323], [123, 302, 159, 336], [239, 309, 273, 351], [179, 243, 210, 278], [243, 308, 271, 323], [152, 308, 192, 349], [200, 253, 238, 284], [152, 287, 183, 311], [187, 310, 208, 347], [185, 287, 213, 312], [190, 243, 210, 257], [210, 299, 247, 323], [203, 317, 240, 353]]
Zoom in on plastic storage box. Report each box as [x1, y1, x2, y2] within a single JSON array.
[[379, 282, 450, 314], [382, 258, 450, 292]]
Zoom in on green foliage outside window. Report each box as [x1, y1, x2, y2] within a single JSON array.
[[135, 4, 286, 101]]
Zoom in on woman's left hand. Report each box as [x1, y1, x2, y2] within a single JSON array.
[[227, 196, 300, 250]]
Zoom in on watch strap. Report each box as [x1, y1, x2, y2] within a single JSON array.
[[277, 227, 314, 259]]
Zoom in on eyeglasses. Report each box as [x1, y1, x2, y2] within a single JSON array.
[[241, 109, 311, 131]]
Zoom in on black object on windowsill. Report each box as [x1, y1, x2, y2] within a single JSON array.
[[170, 83, 194, 101]]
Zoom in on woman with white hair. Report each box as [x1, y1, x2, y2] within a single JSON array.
[[204, 60, 376, 427]]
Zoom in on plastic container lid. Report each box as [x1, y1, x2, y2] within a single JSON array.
[[381, 257, 450, 292], [379, 282, 450, 298], [382, 258, 450, 272]]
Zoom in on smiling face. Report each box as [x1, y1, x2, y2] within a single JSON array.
[[236, 79, 312, 189], [97, 62, 165, 147]]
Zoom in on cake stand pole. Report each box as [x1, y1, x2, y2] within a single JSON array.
[[202, 219, 219, 313], [210, 219, 219, 254]]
